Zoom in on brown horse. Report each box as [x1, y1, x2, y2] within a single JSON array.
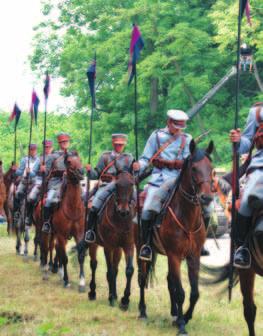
[[0, 161, 7, 223], [205, 183, 263, 336], [3, 163, 15, 234], [78, 170, 136, 309], [41, 153, 85, 288], [137, 140, 214, 336]]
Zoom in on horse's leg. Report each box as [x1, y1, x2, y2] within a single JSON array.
[[88, 244, 98, 300], [76, 235, 87, 293], [120, 247, 134, 311], [240, 269, 257, 336], [40, 233, 50, 280], [104, 247, 116, 306], [168, 255, 187, 335], [184, 255, 200, 324], [57, 235, 69, 287], [112, 247, 121, 300], [49, 234, 55, 271], [15, 224, 21, 255], [138, 259, 148, 319], [23, 224, 30, 258], [167, 272, 178, 323]]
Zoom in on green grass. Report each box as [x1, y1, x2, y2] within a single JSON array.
[[0, 225, 262, 336]]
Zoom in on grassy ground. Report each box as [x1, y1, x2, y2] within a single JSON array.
[[0, 225, 262, 336]]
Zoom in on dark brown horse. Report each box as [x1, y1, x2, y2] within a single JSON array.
[[137, 140, 214, 336], [41, 153, 85, 288], [3, 163, 15, 234], [206, 184, 263, 336], [78, 170, 136, 309], [0, 161, 6, 223]]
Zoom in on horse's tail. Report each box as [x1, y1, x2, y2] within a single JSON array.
[[200, 262, 239, 290]]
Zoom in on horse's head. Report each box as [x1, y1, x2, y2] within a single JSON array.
[[64, 153, 84, 184], [182, 139, 214, 206], [115, 170, 135, 217]]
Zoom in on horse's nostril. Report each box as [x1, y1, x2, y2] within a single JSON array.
[[201, 194, 213, 204]]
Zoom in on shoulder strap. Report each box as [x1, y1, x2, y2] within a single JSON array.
[[149, 134, 178, 164], [100, 158, 116, 178], [176, 135, 187, 158], [155, 129, 161, 149]]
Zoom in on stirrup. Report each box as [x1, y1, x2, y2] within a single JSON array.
[[42, 222, 51, 234], [139, 244, 152, 262], [84, 230, 96, 243], [233, 246, 251, 269]]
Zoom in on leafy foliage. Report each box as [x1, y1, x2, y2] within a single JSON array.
[[3, 0, 263, 168]]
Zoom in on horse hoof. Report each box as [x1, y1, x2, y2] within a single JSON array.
[[119, 302, 129, 311], [138, 314, 147, 320], [177, 333, 188, 336], [42, 273, 49, 281], [78, 285, 86, 293], [88, 292, 96, 301], [109, 300, 116, 307], [64, 282, 71, 288]]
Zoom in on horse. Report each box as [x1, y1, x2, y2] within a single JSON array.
[[78, 170, 136, 309], [3, 163, 15, 234], [137, 140, 214, 336], [204, 176, 263, 336], [0, 161, 7, 224], [41, 153, 85, 288]]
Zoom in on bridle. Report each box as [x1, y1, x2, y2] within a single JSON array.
[[178, 154, 213, 206], [114, 171, 135, 211]]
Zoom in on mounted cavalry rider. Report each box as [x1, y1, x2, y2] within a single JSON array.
[[84, 133, 134, 243], [230, 102, 263, 269], [133, 110, 194, 261], [41, 133, 78, 233], [13, 144, 39, 226], [24, 140, 54, 227]]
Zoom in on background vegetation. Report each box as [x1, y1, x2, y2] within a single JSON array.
[[1, 0, 263, 169]]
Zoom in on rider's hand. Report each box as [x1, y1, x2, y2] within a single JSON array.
[[86, 164, 92, 172], [11, 164, 17, 171], [132, 161, 140, 172], [229, 128, 241, 143], [40, 165, 46, 173], [25, 167, 30, 174]]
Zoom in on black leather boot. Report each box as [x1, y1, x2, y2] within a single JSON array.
[[25, 202, 34, 227], [84, 209, 97, 243], [42, 207, 52, 234], [234, 213, 251, 269], [139, 217, 154, 262]]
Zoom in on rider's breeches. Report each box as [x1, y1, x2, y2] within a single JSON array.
[[15, 179, 33, 201], [27, 181, 42, 204], [239, 169, 263, 217], [141, 178, 176, 221], [90, 182, 116, 213], [45, 178, 63, 208]]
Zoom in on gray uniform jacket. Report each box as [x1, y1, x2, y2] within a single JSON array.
[[89, 151, 134, 181], [240, 105, 263, 171], [138, 127, 192, 186], [15, 155, 39, 179]]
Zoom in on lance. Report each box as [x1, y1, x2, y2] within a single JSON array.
[[85, 54, 96, 224], [41, 72, 50, 224], [228, 0, 245, 302]]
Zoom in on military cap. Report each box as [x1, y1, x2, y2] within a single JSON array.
[[42, 139, 53, 146], [57, 133, 70, 143], [29, 144, 37, 149], [112, 133, 128, 145], [167, 109, 189, 129]]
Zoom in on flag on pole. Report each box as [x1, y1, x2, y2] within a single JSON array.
[[128, 24, 144, 86], [30, 90, 40, 125], [241, 0, 251, 25], [9, 103, 22, 126], [86, 54, 96, 108], [43, 72, 50, 99]]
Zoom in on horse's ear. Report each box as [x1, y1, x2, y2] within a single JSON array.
[[206, 141, 214, 155], [189, 139, 196, 155]]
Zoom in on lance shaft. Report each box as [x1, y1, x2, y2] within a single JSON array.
[[134, 63, 141, 246], [41, 97, 48, 223], [229, 0, 242, 302]]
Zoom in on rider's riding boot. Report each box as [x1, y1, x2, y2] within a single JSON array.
[[139, 213, 155, 262], [25, 202, 34, 227], [201, 216, 210, 256], [42, 207, 52, 234], [84, 209, 97, 243], [234, 213, 252, 269], [13, 198, 21, 227]]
